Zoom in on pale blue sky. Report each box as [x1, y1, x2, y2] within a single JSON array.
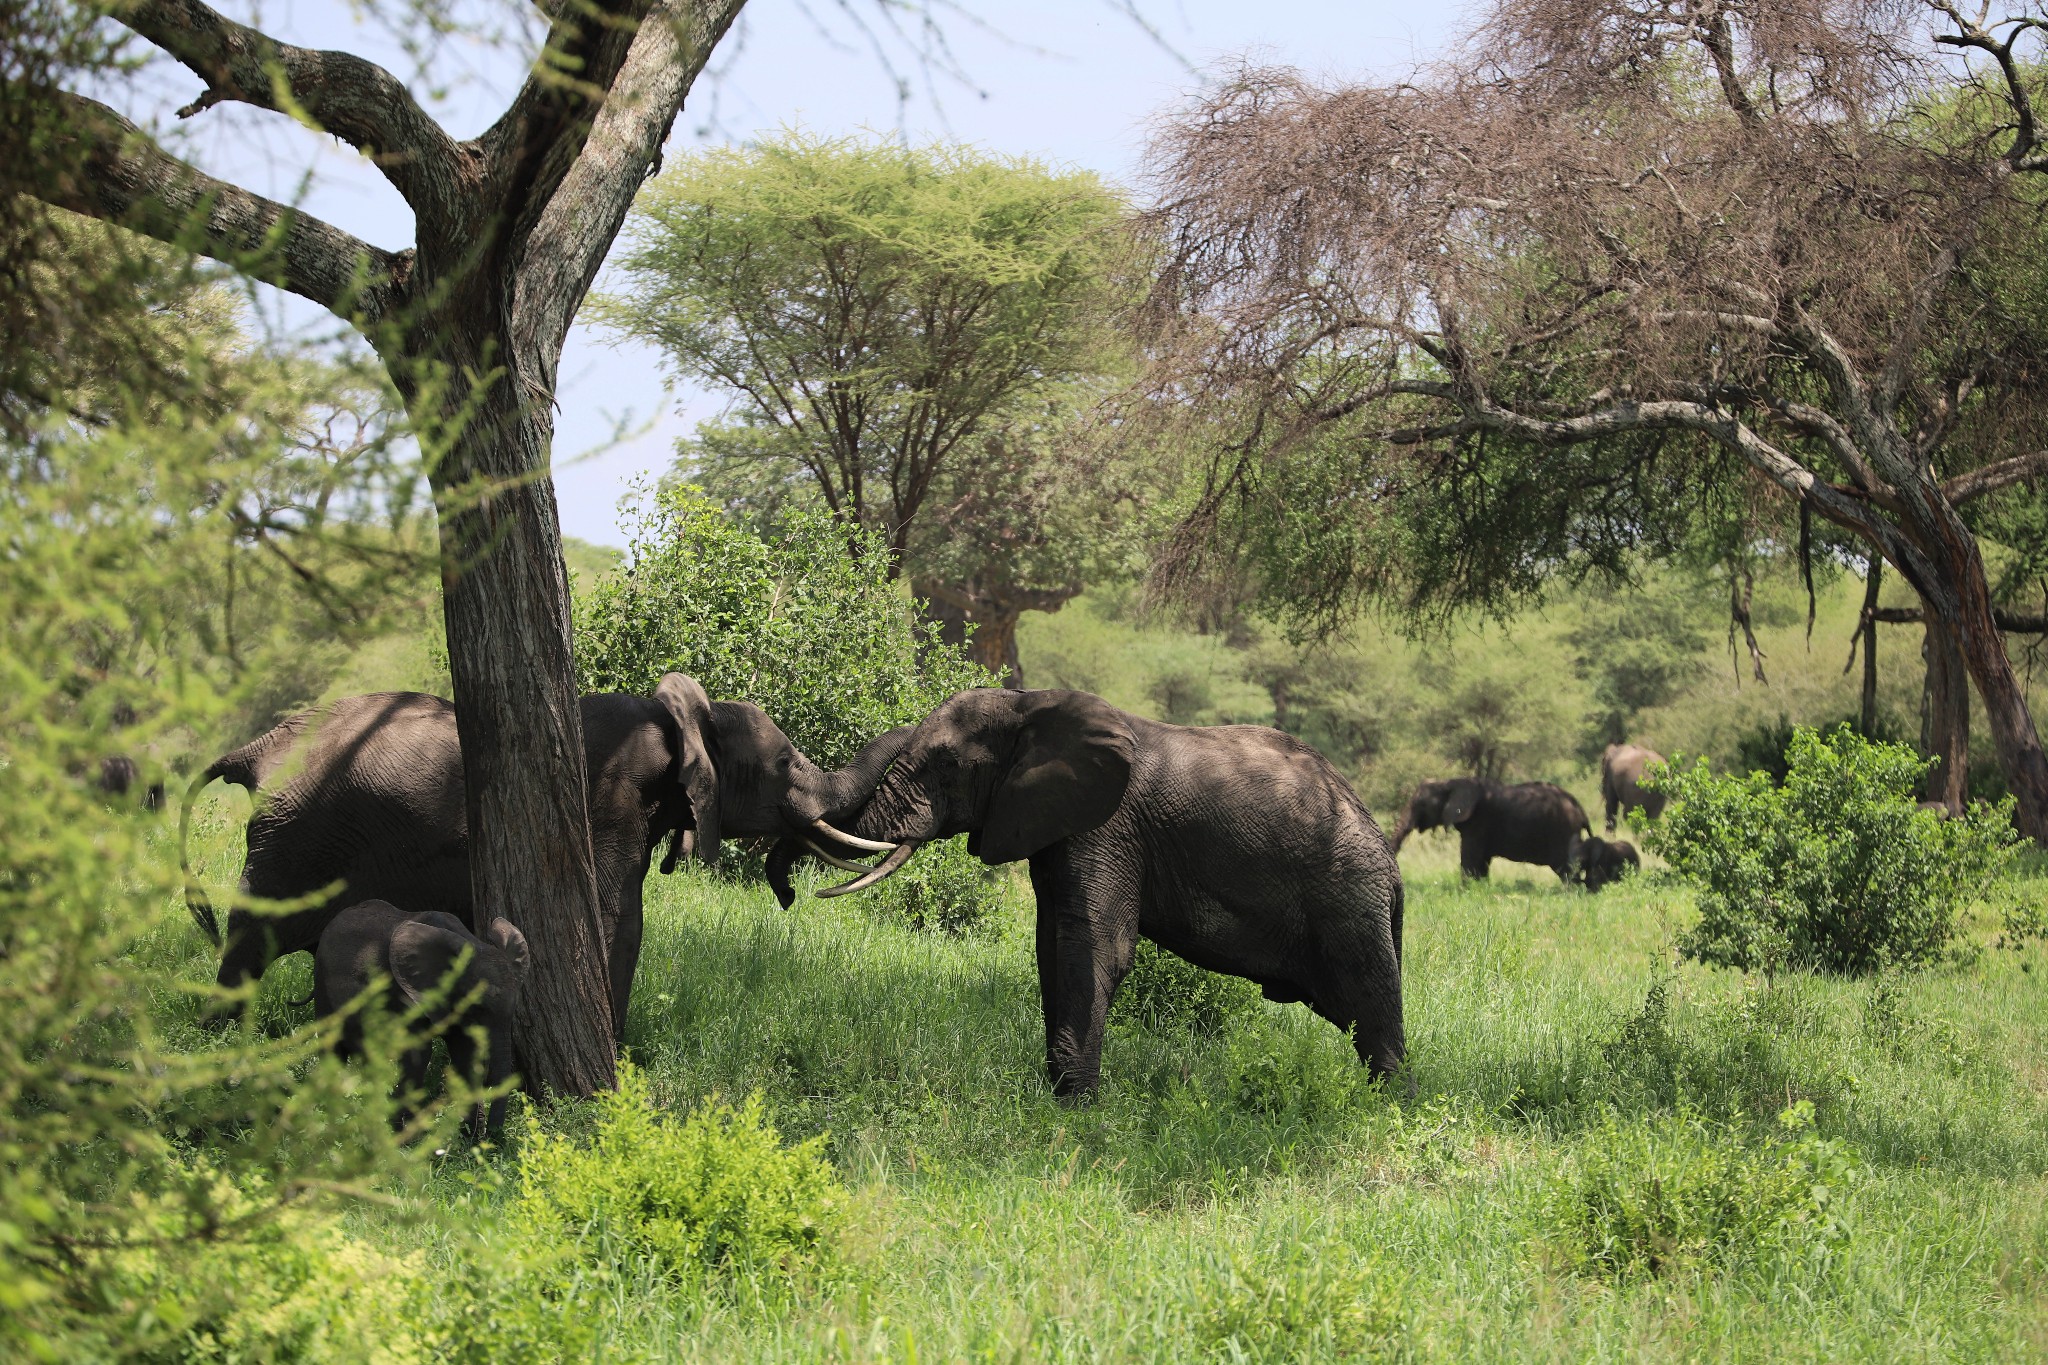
[[114, 2, 1464, 544]]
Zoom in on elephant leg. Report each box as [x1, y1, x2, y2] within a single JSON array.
[[1313, 982, 1405, 1081], [607, 884, 644, 1042], [1457, 834, 1490, 879], [1028, 850, 1138, 1101], [392, 1040, 434, 1136]]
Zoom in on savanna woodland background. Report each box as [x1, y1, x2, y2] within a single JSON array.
[[8, 1, 2048, 1359]]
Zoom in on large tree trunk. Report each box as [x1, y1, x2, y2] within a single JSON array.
[[1921, 613, 1970, 813], [915, 578, 1078, 689], [1911, 509, 2048, 837], [425, 360, 615, 1095], [1859, 558, 1881, 737]]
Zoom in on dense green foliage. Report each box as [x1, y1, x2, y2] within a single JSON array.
[[574, 483, 987, 767], [511, 1066, 841, 1289], [1648, 728, 2018, 974], [1112, 939, 1263, 1037], [0, 235, 444, 1359], [860, 836, 1006, 935], [598, 132, 1137, 676], [1542, 1103, 1861, 1283]]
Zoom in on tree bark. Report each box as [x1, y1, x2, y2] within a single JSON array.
[[1859, 558, 1881, 737], [1921, 613, 1970, 813], [426, 359, 616, 1092], [915, 578, 1079, 689]]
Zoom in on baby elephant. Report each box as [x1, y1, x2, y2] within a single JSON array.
[[1577, 836, 1641, 893], [314, 900, 530, 1139]]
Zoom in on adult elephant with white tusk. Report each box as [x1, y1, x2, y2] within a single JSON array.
[[817, 687, 1406, 1100], [180, 677, 915, 1035]]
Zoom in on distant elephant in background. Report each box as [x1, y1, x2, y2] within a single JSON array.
[[821, 687, 1405, 1099], [1389, 777, 1590, 882], [179, 675, 909, 1033], [1600, 743, 1668, 833], [1576, 835, 1640, 892], [315, 900, 529, 1139]]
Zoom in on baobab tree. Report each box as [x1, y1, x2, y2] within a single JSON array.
[[1137, 1, 2048, 835]]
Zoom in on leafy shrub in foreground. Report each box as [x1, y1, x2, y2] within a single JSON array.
[[1646, 726, 2017, 974], [1543, 1102, 1861, 1282], [575, 483, 988, 769], [865, 835, 1004, 934], [1112, 939, 1263, 1037], [512, 1064, 842, 1289], [1185, 1242, 1402, 1361], [79, 1179, 427, 1364]]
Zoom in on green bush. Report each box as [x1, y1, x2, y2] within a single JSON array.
[[1543, 1103, 1861, 1282], [90, 1186, 428, 1364], [1225, 1025, 1372, 1121], [864, 835, 1005, 934], [401, 1238, 614, 1365], [1185, 1242, 1402, 1361], [511, 1064, 842, 1290], [1112, 939, 1263, 1037], [575, 483, 988, 769], [1646, 726, 2018, 974]]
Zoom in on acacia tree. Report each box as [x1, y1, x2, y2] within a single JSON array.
[[1137, 0, 2048, 835], [596, 133, 1128, 682], [12, 0, 765, 1093]]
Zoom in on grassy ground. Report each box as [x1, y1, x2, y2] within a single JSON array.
[[164, 798, 2048, 1362]]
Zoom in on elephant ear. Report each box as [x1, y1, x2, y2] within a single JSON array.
[[653, 672, 721, 868], [483, 918, 531, 981], [1444, 783, 1482, 826], [388, 918, 477, 1008], [978, 692, 1137, 866]]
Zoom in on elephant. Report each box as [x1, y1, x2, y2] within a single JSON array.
[[179, 674, 909, 1033], [1388, 777, 1591, 882], [1600, 743, 1668, 833], [818, 687, 1405, 1100], [1576, 835, 1640, 892], [96, 755, 164, 809], [314, 900, 529, 1139]]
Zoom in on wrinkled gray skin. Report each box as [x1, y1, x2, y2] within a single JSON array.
[[843, 688, 1405, 1099], [1576, 836, 1640, 893], [763, 725, 917, 909], [1389, 777, 1591, 882], [315, 900, 529, 1140], [181, 675, 907, 1034], [1601, 743, 1669, 834]]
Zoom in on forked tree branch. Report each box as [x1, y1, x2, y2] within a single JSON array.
[[1931, 3, 2048, 173], [1943, 447, 2048, 503], [511, 0, 746, 391], [116, 0, 467, 222], [38, 90, 403, 325]]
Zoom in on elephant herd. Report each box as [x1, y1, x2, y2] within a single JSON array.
[[176, 676, 1668, 1127], [1386, 743, 1668, 894]]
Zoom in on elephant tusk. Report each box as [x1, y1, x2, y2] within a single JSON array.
[[816, 840, 919, 898], [810, 817, 897, 854], [798, 835, 880, 874]]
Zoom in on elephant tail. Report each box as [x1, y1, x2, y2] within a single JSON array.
[[179, 750, 263, 947], [1390, 878, 1404, 968]]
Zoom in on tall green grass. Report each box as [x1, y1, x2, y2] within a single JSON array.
[[160, 797, 2048, 1361]]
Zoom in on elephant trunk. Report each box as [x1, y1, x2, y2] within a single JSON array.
[[1388, 808, 1417, 853], [809, 724, 917, 822]]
